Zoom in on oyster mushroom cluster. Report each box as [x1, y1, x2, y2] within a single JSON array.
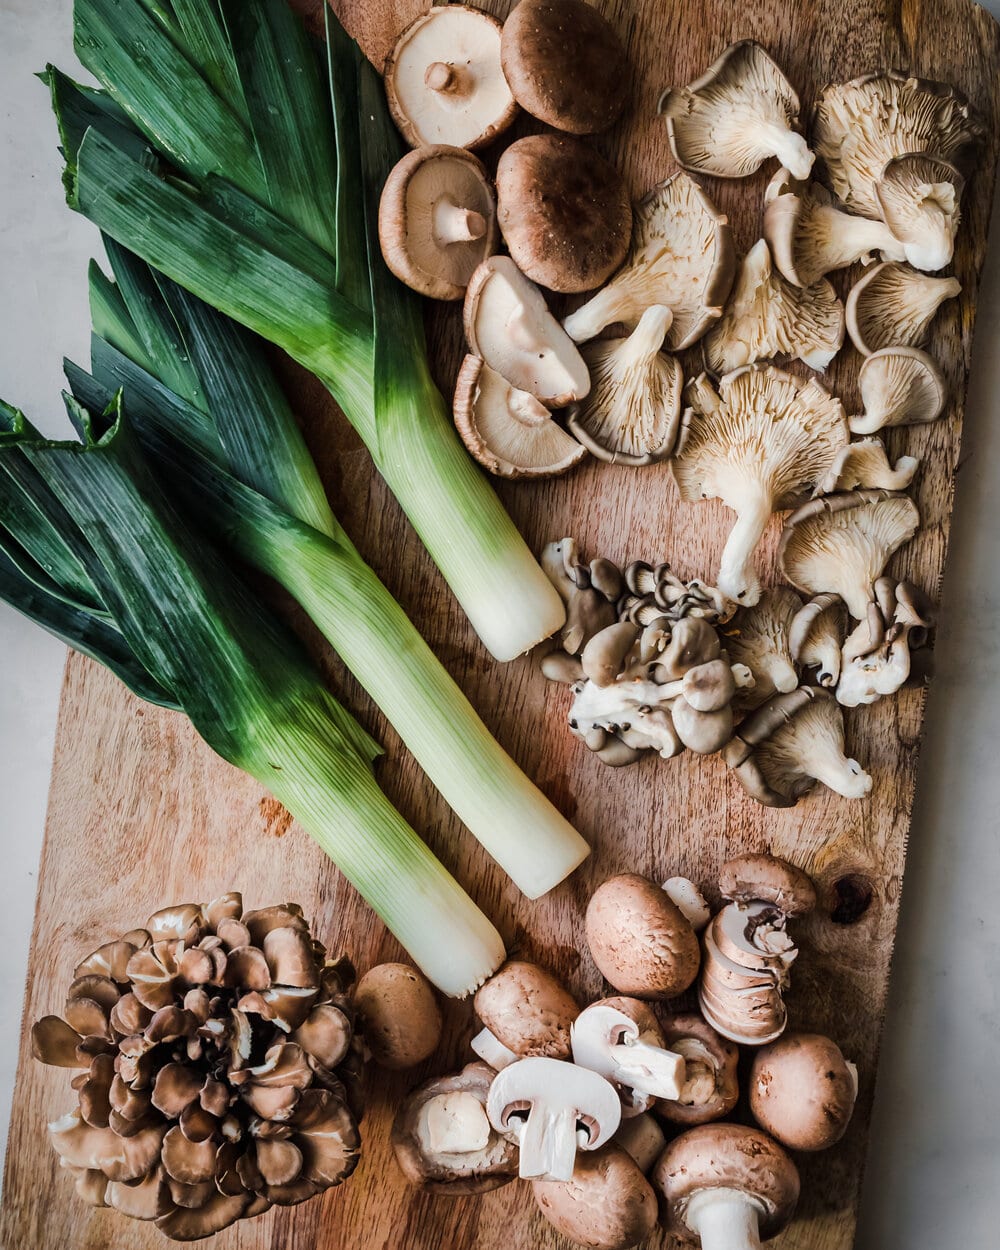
[[31, 895, 365, 1240]]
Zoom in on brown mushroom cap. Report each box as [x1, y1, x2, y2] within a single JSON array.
[[750, 1032, 857, 1151], [657, 1013, 740, 1126], [500, 0, 629, 135], [719, 854, 816, 915], [354, 963, 442, 1070], [585, 874, 701, 999], [474, 961, 580, 1059], [532, 1144, 658, 1250]]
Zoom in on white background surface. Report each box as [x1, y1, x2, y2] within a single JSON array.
[[2, 1, 1000, 1244]]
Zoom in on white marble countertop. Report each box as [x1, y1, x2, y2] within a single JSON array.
[[2, 2, 1000, 1244]]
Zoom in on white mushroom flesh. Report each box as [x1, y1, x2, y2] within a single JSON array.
[[753, 694, 872, 799], [846, 263, 961, 356], [418, 1091, 492, 1156], [875, 154, 962, 272], [685, 1189, 767, 1250], [570, 677, 685, 758], [662, 878, 712, 931], [470, 1026, 518, 1071], [852, 347, 947, 434], [820, 438, 919, 494]]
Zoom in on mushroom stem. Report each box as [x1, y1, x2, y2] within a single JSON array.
[[808, 204, 906, 275], [624, 304, 674, 360], [717, 490, 773, 606], [423, 61, 469, 96], [515, 1104, 587, 1181], [686, 1189, 766, 1250], [610, 1040, 685, 1099], [757, 652, 799, 696], [470, 1026, 518, 1071], [418, 1091, 492, 1154], [758, 125, 813, 181], [810, 748, 873, 799], [432, 199, 488, 246]]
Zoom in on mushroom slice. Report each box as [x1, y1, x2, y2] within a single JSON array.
[[662, 879, 712, 932], [464, 257, 590, 406], [567, 306, 684, 464], [496, 134, 631, 294], [532, 1145, 658, 1250], [789, 593, 846, 688], [571, 999, 686, 1107], [721, 587, 802, 709], [453, 356, 586, 479], [846, 262, 961, 356], [852, 347, 947, 435], [563, 173, 735, 349], [378, 146, 498, 301], [660, 42, 813, 180], [659, 1014, 740, 1126], [383, 6, 517, 151], [672, 366, 849, 606], [750, 1033, 858, 1151], [875, 153, 965, 272], [779, 489, 920, 620], [473, 961, 579, 1064], [703, 241, 844, 374], [487, 1056, 621, 1182], [820, 438, 919, 494]]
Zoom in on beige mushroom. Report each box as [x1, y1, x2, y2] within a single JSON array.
[[384, 6, 517, 150], [472, 961, 580, 1068], [660, 42, 813, 180], [721, 588, 802, 710], [820, 437, 919, 494], [719, 853, 817, 915], [563, 173, 735, 348], [571, 997, 686, 1113], [837, 578, 935, 707], [788, 593, 846, 688], [353, 963, 441, 1070], [845, 262, 961, 355], [612, 1113, 667, 1173], [874, 152, 965, 272], [750, 1033, 858, 1151], [658, 1013, 740, 1126], [851, 347, 948, 435], [532, 1144, 658, 1250]]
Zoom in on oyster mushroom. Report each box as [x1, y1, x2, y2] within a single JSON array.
[[779, 489, 920, 620], [723, 686, 872, 807], [658, 1013, 740, 1126], [571, 998, 686, 1113], [472, 961, 579, 1069], [820, 437, 919, 494], [563, 173, 735, 349], [353, 963, 441, 1070], [613, 1114, 667, 1174], [874, 152, 965, 272], [845, 262, 961, 355], [721, 588, 802, 709], [837, 578, 936, 707], [660, 41, 813, 180], [703, 240, 844, 374], [567, 305, 685, 465], [851, 347, 948, 435], [750, 1033, 858, 1151], [453, 356, 587, 479], [383, 6, 517, 150], [532, 1145, 658, 1250], [672, 366, 848, 605], [789, 593, 846, 688], [391, 1062, 518, 1194], [541, 539, 619, 657]]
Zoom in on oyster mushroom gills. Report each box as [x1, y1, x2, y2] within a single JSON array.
[[845, 262, 961, 355], [749, 1032, 858, 1151], [532, 1145, 658, 1250], [852, 347, 948, 434], [836, 578, 936, 707], [789, 593, 846, 688], [721, 588, 802, 709]]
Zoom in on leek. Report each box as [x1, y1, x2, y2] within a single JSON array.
[[52, 0, 566, 662]]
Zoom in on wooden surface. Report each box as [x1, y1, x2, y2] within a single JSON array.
[[3, 0, 1000, 1247]]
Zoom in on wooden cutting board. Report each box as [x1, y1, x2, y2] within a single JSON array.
[[3, 0, 999, 1247]]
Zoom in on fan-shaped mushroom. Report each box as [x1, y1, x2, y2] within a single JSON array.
[[672, 366, 848, 605], [820, 438, 919, 494], [788, 594, 847, 688], [845, 262, 961, 356], [532, 1145, 658, 1250], [851, 347, 948, 435], [721, 588, 801, 709], [563, 173, 735, 349], [660, 42, 813, 180], [836, 578, 936, 707], [874, 152, 965, 272]]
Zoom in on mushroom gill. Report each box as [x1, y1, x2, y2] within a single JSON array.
[[721, 587, 802, 709], [875, 152, 964, 272], [845, 262, 961, 356], [852, 347, 948, 435], [820, 438, 919, 494]]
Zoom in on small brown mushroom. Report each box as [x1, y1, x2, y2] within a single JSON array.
[[612, 1113, 667, 1174], [472, 961, 579, 1067], [354, 963, 442, 1070], [749, 1032, 858, 1151], [532, 1144, 658, 1250], [719, 854, 817, 915], [658, 1013, 740, 1126]]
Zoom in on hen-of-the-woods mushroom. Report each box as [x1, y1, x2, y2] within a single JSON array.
[[660, 41, 813, 180], [703, 240, 844, 374], [819, 438, 919, 494], [851, 347, 948, 434], [563, 173, 736, 349], [779, 489, 920, 620], [721, 588, 802, 709], [874, 152, 965, 272], [567, 305, 685, 464], [672, 366, 848, 605], [789, 593, 846, 688], [845, 262, 962, 355], [837, 578, 935, 707]]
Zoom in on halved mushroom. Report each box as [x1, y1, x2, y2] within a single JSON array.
[[672, 366, 848, 605], [845, 262, 961, 355], [453, 356, 586, 478], [820, 437, 919, 494], [750, 1033, 858, 1151], [567, 306, 684, 465], [836, 578, 936, 707], [851, 347, 948, 435], [464, 256, 590, 406], [384, 6, 517, 151], [563, 173, 735, 349], [472, 961, 580, 1068], [779, 489, 920, 620], [721, 588, 802, 709], [378, 146, 498, 301], [353, 963, 441, 1070], [875, 152, 965, 272], [658, 1013, 740, 1126], [532, 1145, 658, 1250], [703, 240, 844, 374], [789, 593, 846, 688], [571, 998, 686, 1112], [660, 42, 813, 180]]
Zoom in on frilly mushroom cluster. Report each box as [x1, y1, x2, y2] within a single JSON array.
[[31, 895, 363, 1240]]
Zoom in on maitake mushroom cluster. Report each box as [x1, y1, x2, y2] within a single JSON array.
[[32, 896, 364, 1241]]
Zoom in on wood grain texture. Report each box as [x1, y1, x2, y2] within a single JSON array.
[[2, 1, 999, 1248]]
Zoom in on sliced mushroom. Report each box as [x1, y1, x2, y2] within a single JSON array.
[[789, 593, 846, 688], [837, 578, 935, 707], [779, 489, 920, 620], [660, 42, 813, 180], [672, 366, 848, 605], [851, 347, 948, 435], [875, 152, 964, 272], [384, 6, 517, 151], [378, 146, 498, 300], [750, 1033, 858, 1151], [820, 437, 919, 494], [845, 262, 961, 355], [658, 1014, 740, 1126], [532, 1145, 658, 1250], [571, 998, 686, 1110], [472, 961, 579, 1066], [698, 903, 798, 1046], [354, 963, 441, 1070], [464, 256, 590, 406], [563, 173, 735, 348], [721, 588, 802, 709], [703, 240, 844, 374]]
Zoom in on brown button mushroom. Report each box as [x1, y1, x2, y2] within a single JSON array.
[[719, 853, 817, 916], [378, 146, 498, 301], [845, 262, 961, 356], [654, 1123, 799, 1249], [571, 997, 686, 1113], [750, 1032, 858, 1152], [384, 6, 518, 151], [613, 1112, 667, 1174], [532, 1144, 658, 1250], [354, 962, 441, 1070], [472, 960, 580, 1068], [500, 0, 629, 135], [585, 874, 701, 999], [657, 1013, 740, 1126], [496, 134, 631, 294], [391, 1061, 519, 1194]]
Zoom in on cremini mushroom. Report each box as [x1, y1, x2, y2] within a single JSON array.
[[571, 998, 686, 1113], [472, 961, 580, 1069], [563, 173, 735, 349], [487, 1056, 621, 1181], [662, 878, 712, 932], [788, 593, 846, 688], [384, 6, 518, 150], [719, 853, 817, 915], [837, 578, 935, 707], [779, 489, 920, 620], [749, 1033, 858, 1151], [353, 963, 441, 1070], [532, 1144, 659, 1250], [453, 355, 587, 478], [613, 1113, 667, 1174], [391, 1062, 519, 1194], [672, 366, 848, 605], [820, 437, 919, 494], [723, 687, 872, 807], [500, 0, 629, 134], [874, 152, 965, 272], [721, 588, 802, 710], [660, 42, 813, 180], [845, 262, 961, 355], [464, 256, 590, 406], [585, 874, 701, 999], [851, 347, 948, 435], [654, 1123, 800, 1249], [567, 305, 685, 464], [703, 240, 844, 374], [658, 1013, 740, 1126]]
